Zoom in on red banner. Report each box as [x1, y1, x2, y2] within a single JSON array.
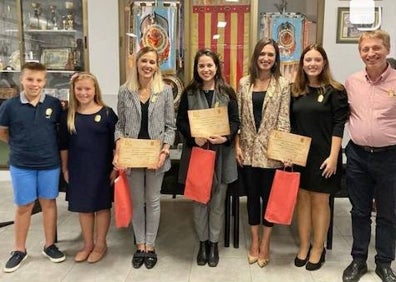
[[191, 5, 250, 90]]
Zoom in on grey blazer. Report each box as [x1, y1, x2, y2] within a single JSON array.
[[115, 84, 176, 173]]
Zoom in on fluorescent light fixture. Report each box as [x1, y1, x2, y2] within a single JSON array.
[[225, 0, 239, 2], [217, 21, 227, 28], [350, 0, 382, 31], [126, 33, 136, 37], [350, 0, 375, 24], [213, 34, 220, 40]]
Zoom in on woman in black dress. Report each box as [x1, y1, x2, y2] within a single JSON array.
[[60, 72, 118, 263], [291, 45, 348, 271]]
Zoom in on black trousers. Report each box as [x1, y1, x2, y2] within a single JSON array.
[[241, 166, 275, 227], [345, 141, 396, 265]]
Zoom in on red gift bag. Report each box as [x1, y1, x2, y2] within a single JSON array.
[[264, 169, 300, 225], [114, 170, 133, 228], [184, 147, 216, 204]]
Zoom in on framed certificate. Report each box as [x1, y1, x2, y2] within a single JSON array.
[[117, 138, 161, 168], [188, 106, 230, 138], [40, 48, 71, 70], [267, 130, 312, 167]]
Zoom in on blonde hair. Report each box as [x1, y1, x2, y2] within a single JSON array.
[[358, 30, 391, 51], [292, 44, 344, 97], [124, 46, 164, 94], [67, 72, 105, 133]]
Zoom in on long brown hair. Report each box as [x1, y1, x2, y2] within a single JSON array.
[[184, 48, 236, 100], [249, 38, 281, 85], [292, 44, 344, 97]]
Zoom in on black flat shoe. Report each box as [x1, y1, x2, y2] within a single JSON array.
[[144, 250, 157, 269], [295, 245, 312, 267], [132, 250, 145, 269], [197, 241, 209, 266], [306, 248, 326, 271], [208, 242, 219, 267]]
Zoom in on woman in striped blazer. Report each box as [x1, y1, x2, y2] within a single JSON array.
[[113, 47, 175, 270]]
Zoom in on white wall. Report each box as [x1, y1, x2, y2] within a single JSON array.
[[87, 0, 120, 110], [323, 0, 396, 83]]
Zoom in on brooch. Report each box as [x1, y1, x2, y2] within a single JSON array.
[[94, 114, 101, 122], [317, 87, 325, 103], [45, 108, 53, 118]]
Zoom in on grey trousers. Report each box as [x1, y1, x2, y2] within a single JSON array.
[[128, 168, 164, 248], [193, 183, 227, 242]]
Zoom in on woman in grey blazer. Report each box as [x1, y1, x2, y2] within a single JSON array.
[[177, 49, 240, 267], [113, 47, 175, 270]]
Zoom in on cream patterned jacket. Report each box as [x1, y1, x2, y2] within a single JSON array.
[[237, 75, 290, 168]]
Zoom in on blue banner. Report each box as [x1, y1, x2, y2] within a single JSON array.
[[134, 4, 177, 73]]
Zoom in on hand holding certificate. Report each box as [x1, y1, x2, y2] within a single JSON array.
[[117, 138, 161, 168], [188, 106, 230, 138], [267, 130, 312, 167]]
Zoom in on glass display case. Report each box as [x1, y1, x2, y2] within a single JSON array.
[[0, 0, 88, 102]]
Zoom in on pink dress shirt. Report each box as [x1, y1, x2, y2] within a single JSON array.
[[346, 65, 396, 147]]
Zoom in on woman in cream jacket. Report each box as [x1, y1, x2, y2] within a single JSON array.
[[235, 39, 290, 267]]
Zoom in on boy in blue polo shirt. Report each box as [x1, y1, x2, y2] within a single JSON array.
[[0, 62, 65, 273]]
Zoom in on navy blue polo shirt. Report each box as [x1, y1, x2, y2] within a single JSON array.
[[0, 92, 62, 169]]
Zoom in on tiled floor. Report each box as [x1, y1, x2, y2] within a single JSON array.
[[0, 180, 388, 282]]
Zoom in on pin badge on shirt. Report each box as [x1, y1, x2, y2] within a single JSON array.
[[45, 108, 53, 118], [388, 90, 396, 97], [94, 115, 101, 122]]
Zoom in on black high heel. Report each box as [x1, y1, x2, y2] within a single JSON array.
[[305, 248, 326, 271], [294, 245, 312, 267]]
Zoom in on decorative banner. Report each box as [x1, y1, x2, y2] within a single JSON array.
[[133, 3, 177, 73], [271, 15, 304, 63], [191, 4, 250, 90], [260, 13, 309, 82]]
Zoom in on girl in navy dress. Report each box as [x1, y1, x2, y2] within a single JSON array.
[[60, 72, 118, 263]]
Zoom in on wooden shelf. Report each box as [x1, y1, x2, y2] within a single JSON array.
[[25, 29, 77, 34]]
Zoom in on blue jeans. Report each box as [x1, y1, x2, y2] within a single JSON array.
[[345, 141, 396, 265]]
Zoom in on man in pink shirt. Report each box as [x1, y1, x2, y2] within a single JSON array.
[[343, 30, 396, 282]]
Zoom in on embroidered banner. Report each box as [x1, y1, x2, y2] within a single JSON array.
[[259, 13, 310, 82], [133, 3, 177, 73], [191, 4, 250, 90]]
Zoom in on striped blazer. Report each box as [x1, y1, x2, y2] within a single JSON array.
[[114, 84, 176, 173]]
